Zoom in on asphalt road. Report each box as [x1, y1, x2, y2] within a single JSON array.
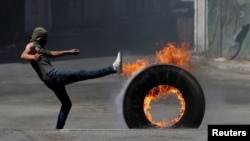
[[1, 55, 250, 141]]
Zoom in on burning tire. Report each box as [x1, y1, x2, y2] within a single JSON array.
[[123, 64, 205, 129]]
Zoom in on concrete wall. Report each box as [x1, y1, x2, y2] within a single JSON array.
[[0, 0, 196, 50], [194, 0, 208, 53], [0, 0, 24, 42], [25, 0, 52, 33]]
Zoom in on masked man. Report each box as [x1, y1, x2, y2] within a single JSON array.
[[20, 27, 122, 129]]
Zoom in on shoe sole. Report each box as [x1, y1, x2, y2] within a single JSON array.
[[117, 52, 123, 73]]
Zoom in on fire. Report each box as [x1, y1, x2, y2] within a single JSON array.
[[122, 42, 192, 78], [155, 42, 192, 71], [144, 85, 185, 127], [122, 42, 192, 128], [122, 57, 150, 78]]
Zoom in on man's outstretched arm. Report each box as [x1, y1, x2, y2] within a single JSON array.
[[50, 49, 80, 57]]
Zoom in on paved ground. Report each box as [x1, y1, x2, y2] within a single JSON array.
[[1, 53, 250, 141]]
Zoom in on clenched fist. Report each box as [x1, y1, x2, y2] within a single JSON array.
[[34, 53, 41, 62], [69, 49, 80, 55]]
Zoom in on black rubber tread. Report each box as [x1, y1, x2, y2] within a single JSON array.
[[123, 64, 205, 129]]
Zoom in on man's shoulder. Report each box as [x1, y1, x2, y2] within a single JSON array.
[[26, 42, 36, 48], [27, 42, 35, 46]]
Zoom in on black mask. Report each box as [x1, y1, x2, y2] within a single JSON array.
[[37, 37, 47, 47]]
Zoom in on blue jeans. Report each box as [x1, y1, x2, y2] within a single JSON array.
[[44, 65, 115, 129]]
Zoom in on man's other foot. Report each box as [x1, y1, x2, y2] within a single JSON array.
[[113, 52, 123, 73]]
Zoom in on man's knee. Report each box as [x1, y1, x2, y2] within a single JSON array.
[[64, 101, 72, 110]]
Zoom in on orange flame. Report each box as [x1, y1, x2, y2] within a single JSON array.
[[122, 42, 192, 78], [122, 57, 150, 78], [155, 42, 192, 71], [144, 85, 185, 127], [122, 42, 192, 128]]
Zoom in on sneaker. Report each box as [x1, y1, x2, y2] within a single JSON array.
[[113, 52, 123, 73]]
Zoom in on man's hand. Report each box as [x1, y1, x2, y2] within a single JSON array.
[[69, 49, 80, 55], [34, 53, 41, 62]]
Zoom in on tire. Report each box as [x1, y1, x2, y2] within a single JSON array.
[[123, 64, 205, 129]]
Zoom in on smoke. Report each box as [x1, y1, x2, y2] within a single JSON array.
[[113, 62, 147, 129], [114, 79, 130, 129]]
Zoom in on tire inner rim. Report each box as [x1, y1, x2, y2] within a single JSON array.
[[143, 85, 185, 128]]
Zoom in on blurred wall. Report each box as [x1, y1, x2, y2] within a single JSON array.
[[0, 0, 24, 43], [25, 0, 52, 33], [0, 0, 194, 52]]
